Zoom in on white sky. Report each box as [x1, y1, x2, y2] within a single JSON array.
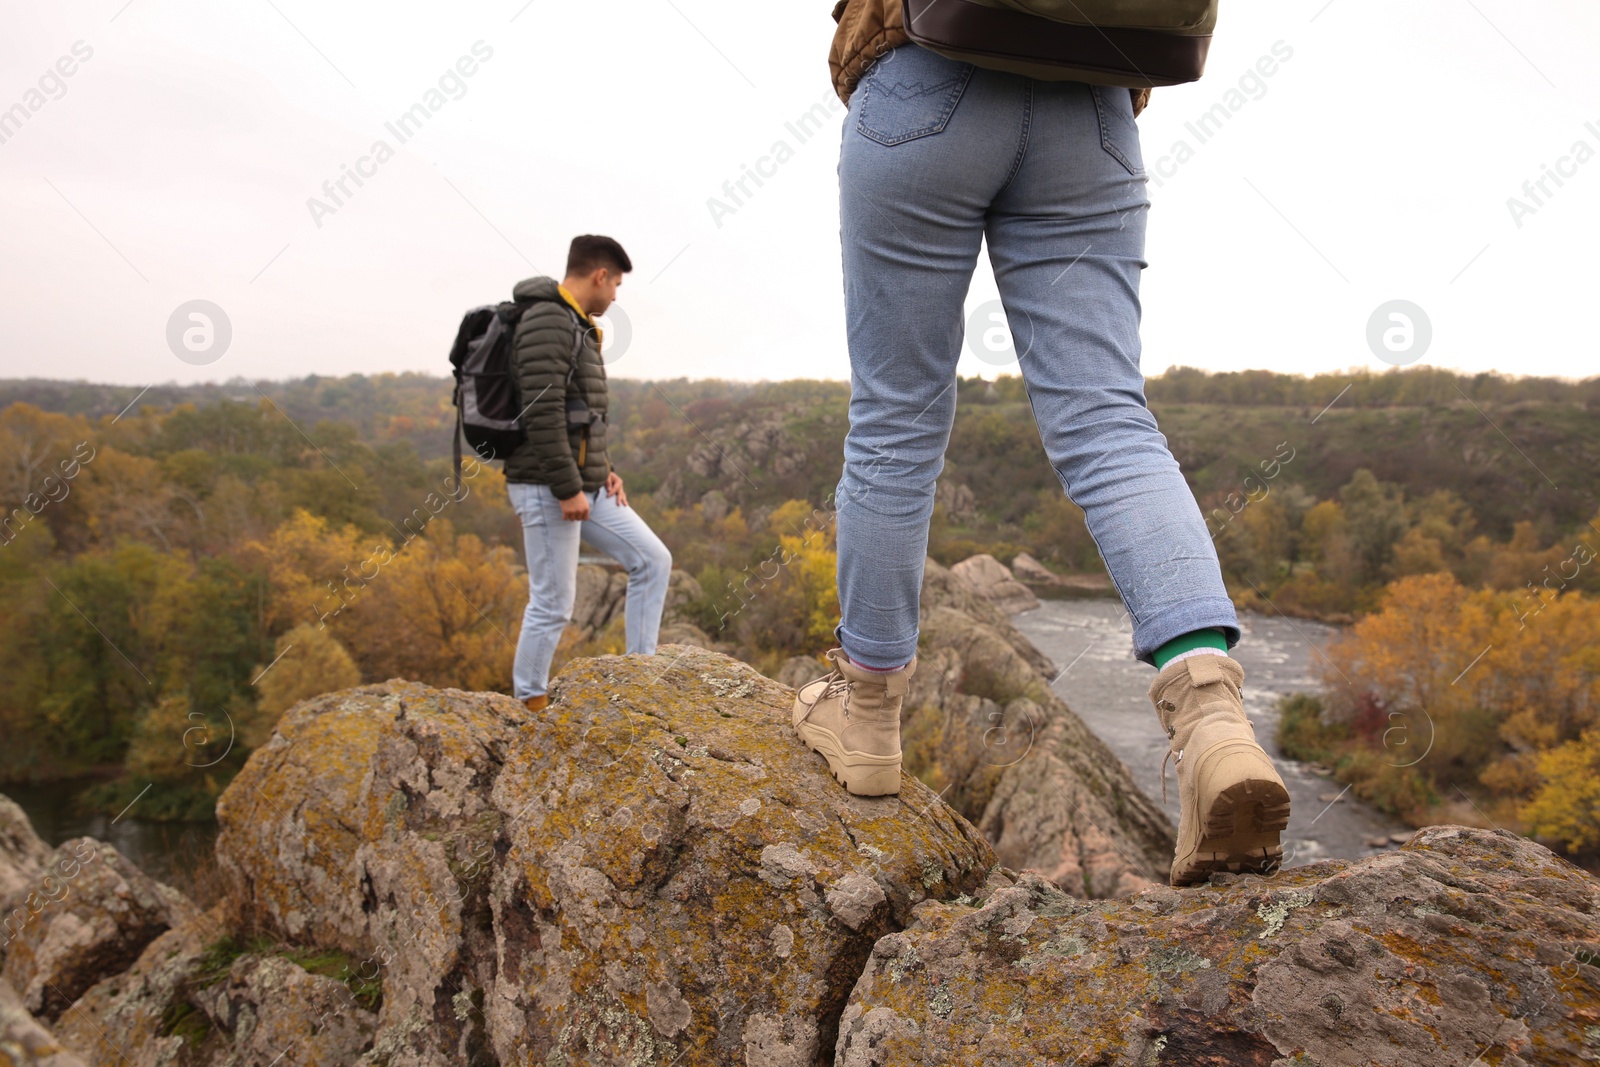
[[0, 0, 1596, 386]]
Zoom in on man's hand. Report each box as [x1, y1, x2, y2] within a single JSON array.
[[559, 491, 590, 521], [604, 471, 628, 508]]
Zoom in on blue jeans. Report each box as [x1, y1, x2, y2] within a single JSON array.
[[835, 43, 1238, 668], [507, 482, 672, 698]]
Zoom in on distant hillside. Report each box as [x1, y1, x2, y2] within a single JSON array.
[[3, 367, 1596, 546]]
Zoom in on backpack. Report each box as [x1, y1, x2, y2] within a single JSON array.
[[449, 299, 586, 482], [900, 0, 1217, 88]]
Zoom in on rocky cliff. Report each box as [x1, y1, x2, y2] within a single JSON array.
[[838, 825, 1600, 1066], [1, 583, 1597, 1064]]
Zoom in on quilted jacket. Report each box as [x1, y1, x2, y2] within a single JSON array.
[[501, 276, 610, 498]]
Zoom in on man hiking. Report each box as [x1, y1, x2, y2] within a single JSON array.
[[505, 235, 672, 713], [792, 5, 1292, 887]]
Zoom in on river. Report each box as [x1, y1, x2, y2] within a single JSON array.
[[1012, 598, 1409, 868]]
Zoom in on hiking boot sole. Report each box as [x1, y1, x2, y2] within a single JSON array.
[[1173, 745, 1292, 887], [794, 720, 902, 797]]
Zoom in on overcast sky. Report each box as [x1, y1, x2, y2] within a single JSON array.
[[1, 0, 1596, 387]]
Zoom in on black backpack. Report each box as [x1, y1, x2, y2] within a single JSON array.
[[449, 299, 587, 481]]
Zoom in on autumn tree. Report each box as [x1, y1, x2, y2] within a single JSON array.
[[1521, 730, 1600, 855], [249, 623, 362, 746]]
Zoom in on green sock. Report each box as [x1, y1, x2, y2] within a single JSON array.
[[1152, 628, 1228, 669]]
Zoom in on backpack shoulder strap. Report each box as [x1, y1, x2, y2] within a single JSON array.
[[564, 309, 586, 388]]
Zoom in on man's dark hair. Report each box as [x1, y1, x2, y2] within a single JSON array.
[[566, 235, 632, 278]]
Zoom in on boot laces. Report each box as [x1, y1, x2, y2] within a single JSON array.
[[798, 669, 851, 723], [1159, 747, 1183, 804]]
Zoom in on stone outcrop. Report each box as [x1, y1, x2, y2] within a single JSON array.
[[1, 838, 194, 1022], [212, 678, 534, 1064], [1009, 551, 1115, 595], [0, 975, 85, 1067], [53, 919, 209, 1066], [837, 825, 1600, 1066], [934, 480, 978, 524], [487, 648, 994, 1066], [2, 634, 1597, 1066], [200, 648, 992, 1065], [190, 951, 378, 1065], [948, 554, 1039, 615], [0, 799, 51, 910], [0, 798, 195, 1063], [55, 911, 378, 1067]]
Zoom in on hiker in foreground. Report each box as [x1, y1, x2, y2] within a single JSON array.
[[503, 235, 672, 712], [793, 0, 1291, 886]]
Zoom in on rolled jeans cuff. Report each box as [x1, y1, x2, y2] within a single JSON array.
[[1132, 597, 1241, 667], [835, 623, 917, 672]]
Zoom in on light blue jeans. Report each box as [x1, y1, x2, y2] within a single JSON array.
[[507, 482, 672, 698], [835, 43, 1238, 668]]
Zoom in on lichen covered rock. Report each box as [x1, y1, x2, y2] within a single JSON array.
[[190, 952, 377, 1066], [214, 679, 534, 1065], [0, 974, 86, 1067], [487, 646, 996, 1065], [837, 826, 1600, 1066], [1, 839, 195, 1023], [211, 649, 995, 1065], [50, 917, 210, 1067], [0, 798, 52, 914], [57, 911, 378, 1067]]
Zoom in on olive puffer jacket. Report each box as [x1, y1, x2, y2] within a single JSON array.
[[828, 0, 1151, 116], [501, 276, 609, 498]]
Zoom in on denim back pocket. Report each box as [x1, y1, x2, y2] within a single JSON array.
[[1090, 84, 1146, 177], [856, 45, 974, 147]]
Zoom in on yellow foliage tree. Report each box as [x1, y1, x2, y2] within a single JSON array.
[[249, 622, 362, 746], [1521, 730, 1600, 854], [1323, 573, 1600, 850], [348, 520, 525, 692], [240, 508, 372, 633], [124, 692, 206, 785]]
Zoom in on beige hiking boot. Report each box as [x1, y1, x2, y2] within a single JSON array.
[[792, 649, 915, 797], [1149, 653, 1291, 886]]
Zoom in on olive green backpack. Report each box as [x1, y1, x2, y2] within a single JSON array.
[[901, 0, 1218, 87]]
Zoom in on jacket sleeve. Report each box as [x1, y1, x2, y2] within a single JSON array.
[[511, 302, 583, 500]]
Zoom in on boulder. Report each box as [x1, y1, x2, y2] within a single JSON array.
[[920, 559, 1052, 678], [1010, 552, 1115, 596], [1009, 551, 1060, 585], [571, 563, 627, 634], [486, 646, 995, 1065], [934, 480, 979, 524], [836, 826, 1600, 1066], [775, 654, 824, 690], [0, 796, 52, 912], [189, 952, 378, 1066], [59, 908, 379, 1067], [211, 649, 995, 1065], [1, 838, 196, 1022], [570, 566, 709, 647], [213, 679, 535, 1065], [950, 554, 1039, 615], [656, 619, 715, 650], [0, 975, 85, 1067], [52, 915, 211, 1066]]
